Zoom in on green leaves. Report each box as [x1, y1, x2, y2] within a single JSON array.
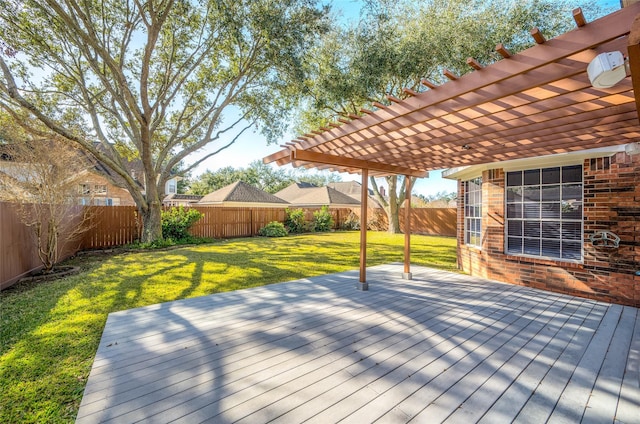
[[161, 206, 203, 241], [294, 0, 606, 132], [188, 160, 341, 195]]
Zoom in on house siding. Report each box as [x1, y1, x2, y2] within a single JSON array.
[[457, 152, 640, 307], [78, 173, 136, 206]]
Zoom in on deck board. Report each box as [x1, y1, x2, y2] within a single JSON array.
[[76, 264, 639, 424], [615, 308, 640, 424]]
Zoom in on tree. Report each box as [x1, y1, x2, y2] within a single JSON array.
[[294, 0, 603, 232], [0, 0, 330, 242], [189, 166, 247, 195], [294, 167, 342, 188], [370, 175, 415, 233], [188, 160, 341, 194], [0, 116, 91, 272]]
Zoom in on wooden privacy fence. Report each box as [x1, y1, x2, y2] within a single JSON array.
[[350, 207, 457, 237], [79, 206, 355, 248], [82, 206, 140, 249], [401, 208, 457, 237], [0, 202, 85, 289], [2, 203, 456, 289]]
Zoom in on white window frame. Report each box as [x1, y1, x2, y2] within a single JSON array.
[[505, 165, 583, 262], [464, 177, 482, 248], [79, 183, 91, 195], [94, 184, 107, 194]]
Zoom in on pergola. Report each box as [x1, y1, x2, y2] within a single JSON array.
[[264, 4, 640, 288]]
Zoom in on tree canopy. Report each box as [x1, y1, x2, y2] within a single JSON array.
[[0, 0, 330, 241], [188, 160, 341, 194], [294, 0, 606, 232]]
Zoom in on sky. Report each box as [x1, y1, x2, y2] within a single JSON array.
[[186, 0, 621, 197]]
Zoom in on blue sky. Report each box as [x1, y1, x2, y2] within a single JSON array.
[[188, 0, 621, 196]]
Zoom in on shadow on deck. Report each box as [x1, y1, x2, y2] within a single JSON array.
[[76, 264, 639, 423]]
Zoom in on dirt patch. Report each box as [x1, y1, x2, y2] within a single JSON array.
[[19, 266, 81, 284]]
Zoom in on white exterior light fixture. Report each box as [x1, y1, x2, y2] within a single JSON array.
[[625, 142, 640, 156], [587, 51, 627, 88]]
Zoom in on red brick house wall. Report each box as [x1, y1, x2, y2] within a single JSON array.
[[77, 172, 136, 206], [457, 152, 640, 307]]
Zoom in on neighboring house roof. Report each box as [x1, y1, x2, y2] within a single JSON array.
[[165, 194, 204, 201], [328, 181, 373, 197], [163, 193, 203, 204], [328, 180, 383, 208], [198, 181, 289, 206], [275, 182, 361, 207]]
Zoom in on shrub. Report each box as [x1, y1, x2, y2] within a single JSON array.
[[258, 221, 288, 237], [161, 207, 203, 240], [341, 210, 361, 230], [312, 205, 334, 232], [130, 235, 213, 250], [285, 208, 306, 233]]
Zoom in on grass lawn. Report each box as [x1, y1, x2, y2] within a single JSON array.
[[0, 231, 457, 423]]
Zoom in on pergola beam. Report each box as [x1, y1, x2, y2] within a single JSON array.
[[290, 149, 427, 178], [317, 87, 637, 163]]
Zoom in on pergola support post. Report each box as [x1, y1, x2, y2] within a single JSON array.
[[357, 168, 369, 290], [403, 175, 412, 280], [628, 12, 640, 120]]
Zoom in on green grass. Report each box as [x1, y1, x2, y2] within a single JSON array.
[[0, 231, 457, 423]]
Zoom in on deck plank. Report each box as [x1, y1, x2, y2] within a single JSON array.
[[75, 264, 640, 424], [615, 307, 640, 424], [582, 306, 637, 424], [148, 277, 506, 423], [375, 292, 573, 423], [440, 298, 597, 423], [304, 285, 547, 424], [545, 303, 624, 424]]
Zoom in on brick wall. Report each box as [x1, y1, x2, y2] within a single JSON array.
[[458, 152, 640, 307], [78, 173, 136, 206]]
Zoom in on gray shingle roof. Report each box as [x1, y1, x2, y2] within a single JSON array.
[[164, 194, 203, 201], [328, 181, 373, 197], [199, 181, 289, 204], [275, 183, 360, 206]]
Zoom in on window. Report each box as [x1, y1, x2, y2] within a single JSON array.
[[79, 184, 91, 195], [168, 181, 176, 194], [94, 184, 107, 194], [464, 177, 482, 247], [505, 165, 582, 261]]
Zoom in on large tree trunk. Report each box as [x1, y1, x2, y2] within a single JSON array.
[[387, 176, 401, 233], [370, 175, 414, 234], [138, 145, 164, 242], [140, 201, 163, 243], [387, 199, 401, 233]]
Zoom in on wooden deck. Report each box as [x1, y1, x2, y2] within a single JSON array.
[[76, 264, 640, 423]]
